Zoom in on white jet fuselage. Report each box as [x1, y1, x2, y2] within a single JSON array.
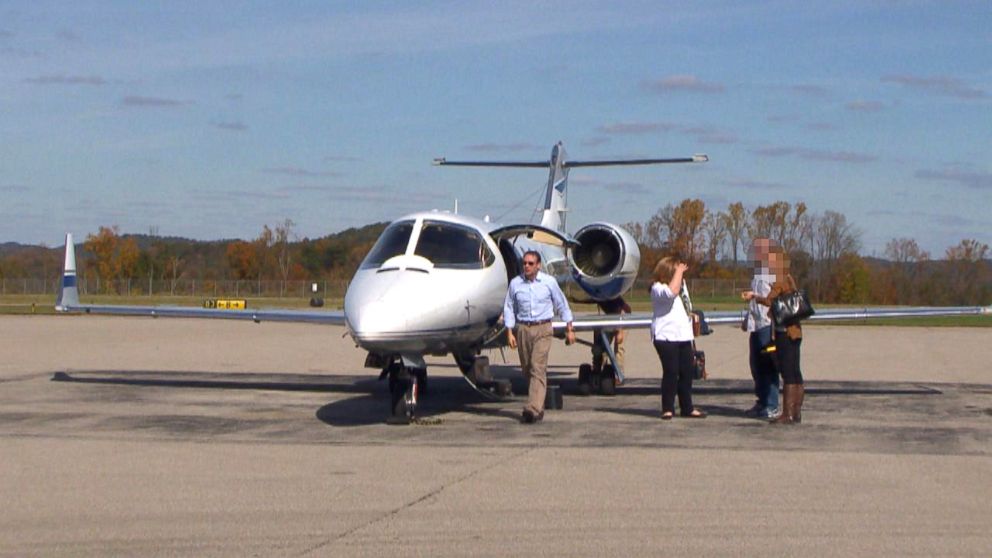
[[344, 211, 509, 355]]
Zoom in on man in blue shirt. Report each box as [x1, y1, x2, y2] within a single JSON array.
[[504, 250, 576, 423]]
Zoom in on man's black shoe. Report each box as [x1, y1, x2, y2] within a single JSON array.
[[522, 410, 535, 423]]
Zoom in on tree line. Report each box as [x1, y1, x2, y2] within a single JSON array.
[[0, 200, 988, 305], [623, 199, 989, 305]]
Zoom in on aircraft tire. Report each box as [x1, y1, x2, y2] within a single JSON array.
[[577, 364, 592, 396], [387, 369, 416, 425], [388, 383, 410, 425], [600, 366, 616, 396]]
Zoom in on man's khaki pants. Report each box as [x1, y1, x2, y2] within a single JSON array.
[[516, 322, 553, 415]]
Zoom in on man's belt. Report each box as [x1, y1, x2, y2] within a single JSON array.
[[518, 319, 552, 326]]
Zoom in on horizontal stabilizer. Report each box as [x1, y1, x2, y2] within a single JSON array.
[[566, 154, 708, 167], [433, 154, 708, 168], [433, 159, 549, 167]]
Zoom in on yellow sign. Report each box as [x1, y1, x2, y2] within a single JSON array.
[[203, 299, 247, 310]]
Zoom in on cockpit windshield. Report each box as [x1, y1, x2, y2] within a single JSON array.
[[414, 220, 495, 269], [360, 220, 414, 269]]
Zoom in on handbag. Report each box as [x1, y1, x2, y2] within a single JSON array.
[[771, 289, 815, 326], [691, 347, 707, 380], [679, 281, 706, 338]]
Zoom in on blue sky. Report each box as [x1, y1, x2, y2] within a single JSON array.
[[1, 1, 989, 255]]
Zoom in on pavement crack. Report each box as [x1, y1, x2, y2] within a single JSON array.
[[295, 446, 534, 556]]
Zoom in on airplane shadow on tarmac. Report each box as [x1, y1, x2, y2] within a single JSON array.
[[50, 368, 944, 428]]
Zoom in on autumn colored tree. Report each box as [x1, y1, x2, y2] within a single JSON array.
[[699, 211, 728, 277], [833, 253, 872, 304], [275, 218, 296, 282], [809, 211, 861, 299], [879, 238, 930, 304], [226, 241, 258, 280], [255, 224, 276, 280], [749, 201, 809, 254], [749, 202, 789, 243], [647, 199, 707, 264], [943, 239, 991, 305], [116, 237, 140, 281], [84, 226, 120, 292], [721, 202, 749, 269]]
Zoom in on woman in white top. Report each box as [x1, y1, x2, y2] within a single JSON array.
[[650, 256, 706, 420]]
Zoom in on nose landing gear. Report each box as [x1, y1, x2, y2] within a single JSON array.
[[386, 365, 427, 425]]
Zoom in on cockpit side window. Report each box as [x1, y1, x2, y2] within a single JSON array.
[[360, 220, 414, 269], [415, 220, 495, 269]]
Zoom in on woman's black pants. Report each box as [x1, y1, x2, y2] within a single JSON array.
[[775, 336, 804, 385], [654, 340, 695, 414]]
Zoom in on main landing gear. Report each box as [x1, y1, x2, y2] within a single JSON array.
[[577, 363, 617, 396], [576, 328, 624, 396], [454, 353, 513, 399]]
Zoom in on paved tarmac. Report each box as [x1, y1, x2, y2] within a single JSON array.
[[2, 315, 991, 556]]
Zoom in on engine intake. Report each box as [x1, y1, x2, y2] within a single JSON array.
[[568, 223, 640, 302]]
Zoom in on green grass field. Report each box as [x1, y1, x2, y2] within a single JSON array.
[[3, 293, 987, 326]]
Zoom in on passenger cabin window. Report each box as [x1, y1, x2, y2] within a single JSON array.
[[360, 220, 414, 269], [414, 221, 494, 269]]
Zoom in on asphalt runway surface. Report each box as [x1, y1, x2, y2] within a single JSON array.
[[2, 315, 991, 556]]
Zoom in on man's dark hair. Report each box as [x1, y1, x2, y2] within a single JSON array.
[[523, 250, 542, 263]]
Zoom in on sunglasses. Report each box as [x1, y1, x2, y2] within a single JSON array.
[[522, 261, 538, 266]]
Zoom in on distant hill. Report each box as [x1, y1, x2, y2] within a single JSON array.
[[0, 223, 391, 280]]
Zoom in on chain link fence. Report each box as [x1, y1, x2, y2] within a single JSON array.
[[4, 276, 746, 300]]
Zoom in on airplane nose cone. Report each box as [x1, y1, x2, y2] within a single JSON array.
[[344, 269, 427, 345], [347, 299, 398, 337]]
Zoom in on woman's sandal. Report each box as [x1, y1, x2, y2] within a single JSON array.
[[683, 409, 707, 419], [660, 411, 674, 420]]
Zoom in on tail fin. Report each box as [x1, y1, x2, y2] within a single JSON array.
[[541, 142, 569, 232], [55, 233, 79, 311], [433, 142, 708, 233]]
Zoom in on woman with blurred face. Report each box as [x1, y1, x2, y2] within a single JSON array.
[[650, 256, 705, 420]]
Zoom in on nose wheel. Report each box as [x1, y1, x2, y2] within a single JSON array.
[[387, 366, 426, 425]]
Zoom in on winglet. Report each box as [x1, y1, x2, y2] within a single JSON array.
[[55, 233, 80, 312]]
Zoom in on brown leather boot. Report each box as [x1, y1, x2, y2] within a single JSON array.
[[771, 384, 795, 425], [793, 384, 805, 424]]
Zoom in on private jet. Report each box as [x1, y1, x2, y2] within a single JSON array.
[[55, 142, 990, 423]]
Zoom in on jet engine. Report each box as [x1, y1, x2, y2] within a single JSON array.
[[567, 222, 640, 302]]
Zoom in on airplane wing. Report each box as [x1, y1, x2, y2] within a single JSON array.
[[557, 305, 989, 332], [56, 302, 346, 325], [54, 234, 347, 326], [559, 310, 740, 332]]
